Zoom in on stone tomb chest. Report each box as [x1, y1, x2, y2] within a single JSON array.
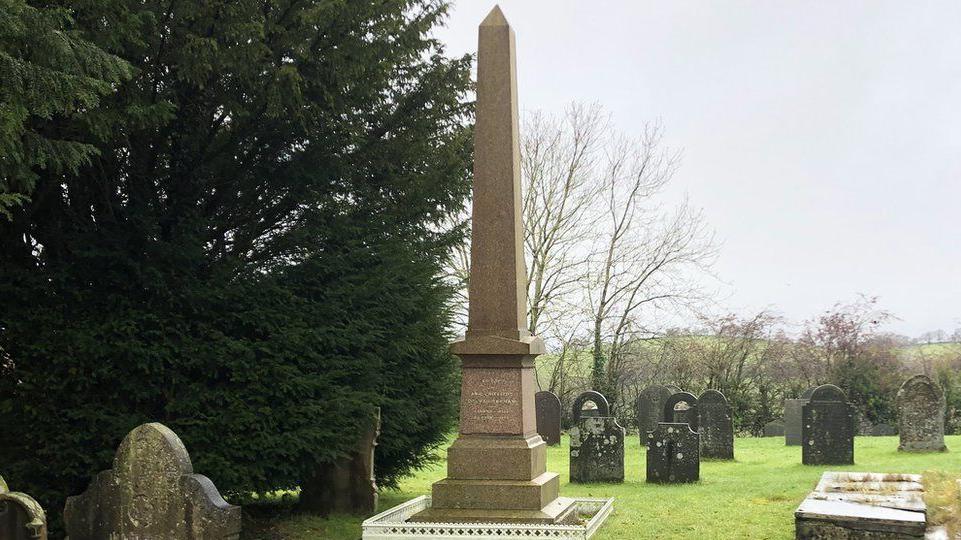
[[896, 374, 947, 452], [646, 423, 699, 484], [64, 422, 241, 540], [570, 391, 625, 483], [0, 476, 47, 540], [802, 385, 855, 466], [795, 471, 926, 539]]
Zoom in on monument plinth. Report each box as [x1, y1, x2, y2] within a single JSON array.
[[409, 5, 576, 525]]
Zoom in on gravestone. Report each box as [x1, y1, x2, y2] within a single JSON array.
[[646, 423, 700, 484], [697, 390, 734, 460], [0, 475, 47, 540], [867, 423, 896, 437], [301, 409, 380, 515], [409, 7, 577, 524], [535, 391, 562, 446], [802, 385, 855, 466], [569, 416, 625, 484], [896, 374, 946, 452], [664, 392, 698, 430], [64, 422, 241, 540], [785, 387, 818, 446], [572, 390, 610, 423], [635, 385, 674, 443], [763, 421, 785, 437]]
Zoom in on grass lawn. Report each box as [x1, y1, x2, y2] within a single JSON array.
[[249, 434, 960, 539]]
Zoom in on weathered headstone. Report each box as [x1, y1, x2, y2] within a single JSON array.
[[572, 390, 610, 423], [795, 472, 927, 539], [409, 6, 576, 524], [646, 423, 700, 484], [697, 390, 734, 460], [866, 423, 897, 437], [301, 409, 380, 515], [785, 386, 818, 446], [64, 422, 241, 540], [635, 385, 674, 443], [0, 476, 47, 540], [802, 384, 855, 466], [763, 421, 785, 437], [569, 416, 625, 484], [896, 374, 947, 452], [535, 391, 562, 446], [664, 392, 698, 430]]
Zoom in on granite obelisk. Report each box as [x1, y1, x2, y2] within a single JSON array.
[[410, 5, 575, 524]]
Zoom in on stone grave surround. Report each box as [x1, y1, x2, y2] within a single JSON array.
[[896, 374, 947, 452], [763, 420, 785, 437], [697, 390, 734, 460], [408, 6, 577, 525], [635, 385, 674, 445], [535, 391, 562, 446], [0, 475, 47, 540], [646, 423, 699, 484], [785, 386, 818, 446], [802, 385, 855, 466], [300, 408, 380, 515], [663, 392, 698, 431], [569, 415, 626, 484], [64, 422, 241, 540], [795, 472, 927, 539]]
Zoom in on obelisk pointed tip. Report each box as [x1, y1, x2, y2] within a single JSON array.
[[481, 5, 510, 27]]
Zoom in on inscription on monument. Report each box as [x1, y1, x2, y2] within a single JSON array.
[[460, 368, 522, 434]]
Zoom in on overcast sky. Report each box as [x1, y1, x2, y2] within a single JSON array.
[[435, 1, 961, 337]]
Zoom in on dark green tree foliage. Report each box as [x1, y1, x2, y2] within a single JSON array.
[[0, 0, 131, 217], [0, 0, 472, 522]]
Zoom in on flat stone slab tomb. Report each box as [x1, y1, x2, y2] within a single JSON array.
[[795, 471, 928, 539]]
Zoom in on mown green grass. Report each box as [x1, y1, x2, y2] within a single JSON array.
[[252, 435, 960, 539]]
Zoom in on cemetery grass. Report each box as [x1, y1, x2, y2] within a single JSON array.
[[248, 434, 961, 539]]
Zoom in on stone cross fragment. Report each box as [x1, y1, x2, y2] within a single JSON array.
[[0, 475, 47, 540], [64, 422, 241, 540], [896, 374, 947, 452]]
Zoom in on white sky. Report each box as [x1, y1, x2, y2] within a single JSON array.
[[435, 1, 961, 337]]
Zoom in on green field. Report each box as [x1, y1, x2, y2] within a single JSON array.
[[249, 434, 961, 539]]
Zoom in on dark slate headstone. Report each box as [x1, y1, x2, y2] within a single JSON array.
[[569, 416, 625, 483], [801, 386, 817, 399], [571, 390, 610, 423], [64, 422, 241, 540], [664, 392, 698, 431], [301, 409, 380, 515], [802, 384, 855, 466], [646, 423, 700, 484], [635, 385, 674, 444], [0, 476, 47, 540], [535, 391, 562, 446], [897, 374, 946, 452], [697, 390, 734, 460], [763, 421, 785, 437], [785, 389, 816, 446]]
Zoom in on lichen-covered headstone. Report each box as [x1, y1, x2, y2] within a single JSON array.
[[697, 390, 734, 460], [802, 385, 855, 466], [64, 422, 241, 540], [635, 385, 674, 444], [664, 392, 698, 431], [301, 409, 380, 515], [535, 391, 562, 446], [896, 374, 946, 452], [646, 423, 699, 484], [763, 421, 785, 437], [0, 475, 47, 540], [569, 391, 623, 483]]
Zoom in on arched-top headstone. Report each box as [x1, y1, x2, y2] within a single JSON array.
[[664, 392, 699, 430], [64, 422, 241, 540], [697, 390, 734, 460], [635, 385, 674, 440], [572, 390, 610, 423], [0, 475, 47, 540], [801, 386, 818, 400], [535, 391, 562, 445], [896, 374, 946, 452], [810, 384, 846, 403]]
